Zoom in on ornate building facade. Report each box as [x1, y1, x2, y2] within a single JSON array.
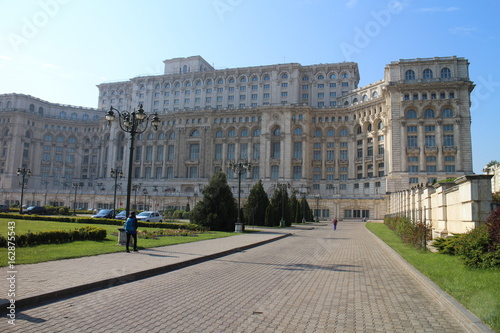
[[0, 56, 474, 220]]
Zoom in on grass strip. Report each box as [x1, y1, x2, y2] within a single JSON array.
[[366, 222, 500, 332], [0, 219, 234, 266]]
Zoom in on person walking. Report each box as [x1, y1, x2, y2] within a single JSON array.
[[332, 217, 338, 231], [124, 211, 138, 252]]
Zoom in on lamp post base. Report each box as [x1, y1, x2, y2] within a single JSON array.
[[280, 219, 286, 227], [234, 222, 244, 233]]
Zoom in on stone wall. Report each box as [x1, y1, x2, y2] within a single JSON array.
[[386, 175, 493, 238]]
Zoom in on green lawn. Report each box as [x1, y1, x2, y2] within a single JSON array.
[[0, 218, 235, 266], [366, 222, 500, 333]]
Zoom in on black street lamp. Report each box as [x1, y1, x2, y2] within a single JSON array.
[[277, 182, 290, 227], [106, 105, 160, 217], [143, 188, 148, 210], [72, 182, 81, 216], [42, 180, 49, 206], [228, 160, 251, 232], [300, 185, 309, 223], [132, 183, 141, 210], [111, 168, 123, 216], [17, 167, 30, 213], [315, 194, 321, 222]]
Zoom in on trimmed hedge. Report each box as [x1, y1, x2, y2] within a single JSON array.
[[384, 216, 430, 250], [0, 226, 107, 247]]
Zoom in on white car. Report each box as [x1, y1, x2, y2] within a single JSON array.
[[136, 211, 163, 222]]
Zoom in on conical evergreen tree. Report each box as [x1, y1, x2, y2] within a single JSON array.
[[190, 172, 237, 231], [244, 180, 269, 226], [265, 189, 282, 227]]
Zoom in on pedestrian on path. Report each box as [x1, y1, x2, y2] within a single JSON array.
[[332, 217, 338, 230], [124, 211, 138, 252]]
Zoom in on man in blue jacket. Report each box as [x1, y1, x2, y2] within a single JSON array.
[[124, 211, 138, 252]]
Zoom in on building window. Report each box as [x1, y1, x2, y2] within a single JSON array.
[[405, 69, 415, 80], [189, 144, 200, 160], [424, 109, 435, 118], [443, 135, 454, 146], [426, 165, 437, 173], [407, 136, 418, 147], [408, 165, 419, 173], [423, 69, 433, 79], [271, 165, 279, 179], [425, 135, 436, 147], [271, 142, 280, 158], [293, 166, 302, 179], [409, 177, 419, 184], [406, 110, 417, 119], [444, 165, 455, 172], [188, 166, 198, 179], [253, 143, 260, 159], [293, 142, 302, 159], [442, 108, 453, 118], [441, 67, 451, 79], [215, 144, 222, 160], [227, 144, 235, 160]]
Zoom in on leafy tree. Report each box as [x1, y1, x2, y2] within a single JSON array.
[[190, 172, 237, 232], [487, 160, 500, 168], [244, 180, 269, 226], [265, 187, 291, 227], [185, 202, 190, 212], [289, 192, 299, 224]]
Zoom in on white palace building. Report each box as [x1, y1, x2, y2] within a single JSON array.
[[0, 55, 475, 220]]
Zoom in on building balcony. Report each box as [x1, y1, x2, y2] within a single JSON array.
[[442, 146, 457, 153], [406, 147, 420, 154], [339, 159, 349, 165], [424, 146, 438, 154], [376, 154, 384, 160], [365, 156, 373, 162]]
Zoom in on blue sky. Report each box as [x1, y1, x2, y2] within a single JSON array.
[[0, 0, 499, 173]]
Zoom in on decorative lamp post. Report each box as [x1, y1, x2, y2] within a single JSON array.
[[132, 183, 141, 211], [277, 182, 291, 227], [143, 188, 148, 210], [315, 194, 321, 222], [106, 105, 160, 217], [42, 180, 49, 206], [111, 168, 123, 216], [17, 167, 31, 213], [227, 160, 251, 232], [72, 182, 81, 216]]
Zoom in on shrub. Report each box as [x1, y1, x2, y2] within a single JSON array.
[[432, 234, 464, 255], [384, 216, 430, 250], [0, 226, 107, 247]]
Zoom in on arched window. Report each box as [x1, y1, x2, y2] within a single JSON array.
[[357, 126, 362, 134], [25, 131, 31, 138], [423, 69, 433, 79], [217, 79, 224, 84], [326, 129, 335, 137], [240, 76, 247, 82], [253, 129, 261, 137], [441, 68, 451, 79], [377, 121, 383, 130], [313, 129, 322, 137], [57, 135, 65, 143], [158, 132, 166, 140], [168, 132, 175, 140], [362, 94, 368, 101], [44, 134, 53, 141], [140, 85, 145, 91], [206, 79, 213, 85], [263, 75, 270, 81], [29, 104, 35, 112], [293, 127, 303, 135], [317, 74, 325, 80], [147, 132, 154, 140], [302, 76, 309, 81], [273, 127, 281, 136], [442, 108, 453, 118], [281, 73, 288, 79], [59, 111, 67, 119], [342, 73, 349, 78], [424, 109, 435, 118], [251, 76, 259, 82], [330, 74, 337, 79], [228, 129, 236, 137], [406, 110, 417, 119], [240, 129, 248, 137], [38, 107, 44, 115], [344, 101, 349, 106], [184, 81, 192, 87], [340, 128, 348, 136], [190, 129, 200, 137], [372, 91, 378, 98], [68, 137, 76, 144], [182, 65, 188, 73], [82, 114, 89, 120], [215, 130, 223, 138], [352, 98, 358, 103], [71, 113, 78, 120], [195, 80, 202, 86], [165, 83, 171, 89], [367, 123, 372, 132], [405, 70, 415, 80], [155, 84, 161, 90], [6, 101, 12, 108]]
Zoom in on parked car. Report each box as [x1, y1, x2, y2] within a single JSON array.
[[23, 206, 47, 215], [115, 210, 127, 220], [0, 205, 9, 213], [92, 209, 114, 218], [136, 211, 163, 222]]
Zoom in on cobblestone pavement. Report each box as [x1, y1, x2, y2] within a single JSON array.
[[4, 222, 488, 332]]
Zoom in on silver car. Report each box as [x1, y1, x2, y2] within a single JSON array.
[[136, 211, 163, 222]]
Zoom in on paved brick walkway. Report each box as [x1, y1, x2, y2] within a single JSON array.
[[2, 222, 493, 332]]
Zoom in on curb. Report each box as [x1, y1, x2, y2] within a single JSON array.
[[365, 227, 495, 333], [2, 233, 291, 314]]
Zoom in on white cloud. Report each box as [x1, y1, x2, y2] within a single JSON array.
[[0, 55, 12, 61], [449, 26, 477, 35], [345, 0, 357, 9], [418, 7, 459, 13], [44, 63, 62, 69]]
